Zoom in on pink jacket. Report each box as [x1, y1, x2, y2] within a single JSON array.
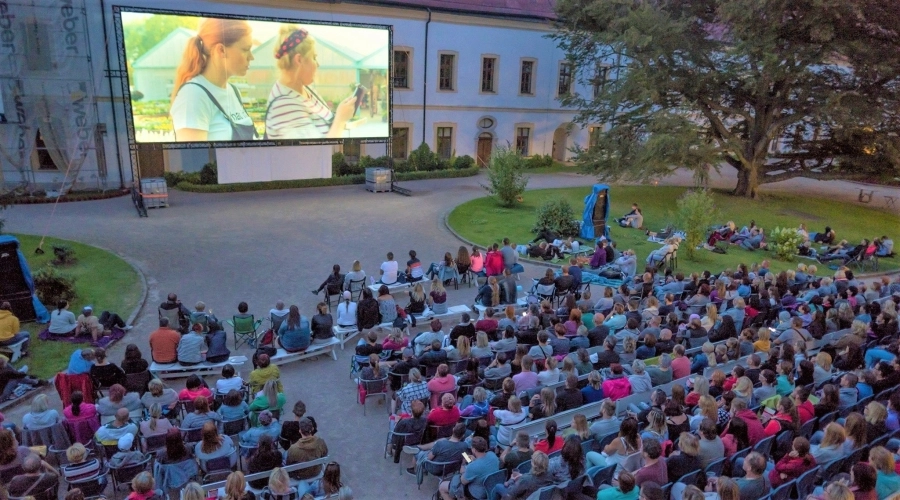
[[602, 377, 632, 401]]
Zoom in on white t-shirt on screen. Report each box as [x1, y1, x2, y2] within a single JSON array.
[[170, 75, 253, 141]]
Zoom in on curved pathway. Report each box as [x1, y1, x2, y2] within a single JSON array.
[[2, 167, 895, 499]]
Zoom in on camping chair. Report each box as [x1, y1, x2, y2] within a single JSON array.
[[533, 283, 556, 303], [142, 433, 168, 454], [158, 307, 184, 333], [415, 458, 461, 489], [227, 315, 263, 350], [189, 312, 210, 333], [124, 370, 152, 396], [109, 454, 153, 499], [67, 470, 109, 499], [22, 422, 70, 449], [796, 467, 821, 499], [437, 266, 460, 290]]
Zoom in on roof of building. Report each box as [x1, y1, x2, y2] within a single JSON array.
[[355, 0, 557, 20]]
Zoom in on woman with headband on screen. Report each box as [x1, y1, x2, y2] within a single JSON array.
[[264, 25, 357, 139], [169, 18, 258, 142]]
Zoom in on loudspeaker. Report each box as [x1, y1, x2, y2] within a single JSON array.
[[0, 241, 37, 322], [592, 191, 608, 222]]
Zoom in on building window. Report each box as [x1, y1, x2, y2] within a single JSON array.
[[592, 64, 610, 98], [436, 127, 453, 159], [34, 131, 58, 170], [588, 126, 602, 150], [392, 127, 409, 160], [393, 50, 410, 89], [516, 127, 530, 156], [520, 60, 534, 95], [439, 53, 456, 91], [481, 57, 497, 93], [558, 62, 573, 96], [343, 139, 361, 164]]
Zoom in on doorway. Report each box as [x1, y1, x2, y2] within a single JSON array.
[[476, 133, 493, 167], [552, 125, 569, 162]]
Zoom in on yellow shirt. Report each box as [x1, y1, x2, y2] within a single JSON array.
[[0, 310, 21, 342], [753, 339, 771, 352]]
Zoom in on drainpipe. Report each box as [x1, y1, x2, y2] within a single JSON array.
[[99, 0, 126, 189], [422, 8, 431, 147]]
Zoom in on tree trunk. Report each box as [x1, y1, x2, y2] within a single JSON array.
[[732, 164, 760, 198]]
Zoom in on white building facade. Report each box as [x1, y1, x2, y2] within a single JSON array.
[[0, 0, 594, 189]]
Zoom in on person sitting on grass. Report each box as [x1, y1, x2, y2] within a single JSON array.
[[527, 242, 563, 261], [49, 300, 77, 336], [617, 203, 644, 229], [706, 222, 736, 249]]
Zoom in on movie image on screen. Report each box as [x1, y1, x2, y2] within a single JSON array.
[[120, 9, 390, 144]]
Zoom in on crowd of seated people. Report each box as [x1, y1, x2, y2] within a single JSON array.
[[369, 250, 900, 499]]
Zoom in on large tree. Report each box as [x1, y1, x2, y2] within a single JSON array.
[[553, 0, 900, 197]]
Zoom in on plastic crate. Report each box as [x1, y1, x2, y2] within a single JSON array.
[[140, 177, 169, 208], [365, 168, 391, 193]]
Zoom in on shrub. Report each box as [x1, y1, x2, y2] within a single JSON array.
[[199, 162, 218, 185], [533, 199, 580, 237], [482, 146, 529, 207], [674, 189, 720, 260], [393, 160, 411, 173], [175, 167, 479, 193], [33, 266, 77, 305], [163, 171, 201, 187], [408, 143, 442, 171], [358, 155, 392, 169], [452, 155, 475, 170], [769, 227, 805, 262], [52, 245, 76, 266], [524, 154, 554, 169]]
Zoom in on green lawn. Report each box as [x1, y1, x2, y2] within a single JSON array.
[[448, 186, 900, 276], [13, 234, 142, 379], [524, 161, 586, 175]]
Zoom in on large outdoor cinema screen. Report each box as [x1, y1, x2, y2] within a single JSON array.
[[118, 8, 391, 146]]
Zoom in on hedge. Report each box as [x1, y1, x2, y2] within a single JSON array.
[[175, 167, 480, 193]]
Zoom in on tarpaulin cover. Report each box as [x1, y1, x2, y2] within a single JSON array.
[[581, 184, 610, 241], [0, 235, 50, 322]]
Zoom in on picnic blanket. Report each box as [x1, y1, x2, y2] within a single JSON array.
[[38, 326, 126, 348], [579, 270, 625, 289]]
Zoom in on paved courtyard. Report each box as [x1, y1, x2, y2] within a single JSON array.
[[3, 168, 898, 499]]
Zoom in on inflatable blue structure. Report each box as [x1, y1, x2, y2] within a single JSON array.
[[0, 236, 50, 323], [581, 184, 610, 241]]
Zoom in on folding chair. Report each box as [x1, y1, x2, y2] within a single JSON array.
[[437, 266, 460, 290], [158, 307, 183, 332], [517, 460, 532, 474], [348, 278, 367, 301], [142, 433, 167, 454], [415, 459, 460, 489], [228, 315, 262, 350], [770, 480, 795, 500], [222, 418, 247, 438], [180, 426, 203, 443], [358, 376, 389, 415], [67, 470, 109, 499], [108, 454, 153, 499], [704, 456, 727, 477], [796, 467, 821, 499], [533, 283, 556, 303], [752, 435, 775, 457]]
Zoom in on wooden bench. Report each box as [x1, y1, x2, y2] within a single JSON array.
[[474, 297, 529, 319], [334, 305, 473, 350], [202, 456, 331, 495], [269, 339, 339, 365], [150, 356, 248, 380], [367, 281, 414, 296], [508, 401, 605, 439]]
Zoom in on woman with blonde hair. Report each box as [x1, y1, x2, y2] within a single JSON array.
[[406, 283, 427, 316], [170, 19, 256, 141], [754, 327, 771, 352], [564, 414, 592, 440], [529, 387, 557, 419], [248, 379, 286, 425], [139, 403, 174, 437], [448, 336, 471, 362], [127, 471, 156, 500], [702, 303, 720, 331], [810, 422, 846, 463], [428, 278, 448, 315], [264, 25, 356, 139], [864, 401, 889, 443], [685, 375, 710, 407], [869, 446, 900, 499], [223, 471, 253, 500], [814, 352, 834, 386], [180, 482, 205, 500], [641, 408, 668, 441], [733, 377, 754, 405], [265, 467, 295, 497], [475, 276, 501, 307], [471, 331, 492, 358]]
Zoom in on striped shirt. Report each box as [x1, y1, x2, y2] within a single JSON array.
[[62, 458, 102, 482], [265, 82, 333, 140]]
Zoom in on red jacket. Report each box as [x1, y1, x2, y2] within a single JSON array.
[[602, 377, 632, 401], [769, 453, 816, 487], [797, 401, 815, 424], [485, 251, 504, 277], [731, 409, 766, 445]]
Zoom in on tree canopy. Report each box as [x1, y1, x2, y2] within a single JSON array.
[[553, 0, 900, 197]]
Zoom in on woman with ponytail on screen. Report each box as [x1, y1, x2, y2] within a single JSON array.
[[265, 25, 357, 139], [169, 18, 257, 142]]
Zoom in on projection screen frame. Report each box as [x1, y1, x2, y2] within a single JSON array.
[[112, 5, 393, 151]]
